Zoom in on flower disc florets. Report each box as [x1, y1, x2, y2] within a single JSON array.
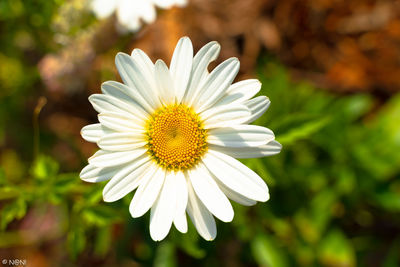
[[146, 104, 207, 170]]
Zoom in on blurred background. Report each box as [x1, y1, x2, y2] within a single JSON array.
[[1, 0, 400, 266]]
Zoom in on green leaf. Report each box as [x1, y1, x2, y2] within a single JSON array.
[[318, 229, 356, 267], [67, 226, 86, 260], [0, 231, 25, 248], [153, 241, 177, 267], [172, 224, 206, 259], [251, 235, 288, 267], [83, 185, 104, 205], [31, 155, 59, 180], [94, 226, 112, 257], [0, 198, 27, 230], [0, 167, 6, 185], [383, 238, 400, 267], [82, 206, 118, 227], [375, 191, 400, 212], [276, 116, 330, 146], [54, 173, 79, 193], [0, 187, 20, 200]]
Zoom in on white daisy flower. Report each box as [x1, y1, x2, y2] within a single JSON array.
[[80, 37, 282, 241], [90, 0, 187, 32]]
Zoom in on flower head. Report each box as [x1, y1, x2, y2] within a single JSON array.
[[80, 37, 282, 241], [90, 0, 187, 32]]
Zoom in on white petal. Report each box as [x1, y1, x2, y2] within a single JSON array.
[[153, 0, 175, 9], [98, 112, 145, 132], [118, 17, 141, 32], [98, 132, 147, 151], [170, 37, 193, 103], [193, 58, 240, 113], [130, 48, 157, 94], [89, 94, 147, 121], [175, 0, 187, 6], [214, 177, 257, 206], [129, 165, 165, 218], [202, 150, 269, 202], [150, 171, 177, 241], [215, 79, 261, 107], [188, 164, 234, 222], [81, 123, 110, 143], [79, 164, 117, 183], [116, 0, 156, 29], [101, 81, 151, 115], [186, 178, 217, 241], [210, 140, 282, 158], [174, 213, 187, 233], [90, 0, 117, 19], [201, 104, 251, 129], [243, 96, 271, 124], [184, 41, 220, 105], [130, 48, 154, 71], [207, 125, 275, 147], [155, 59, 175, 105], [102, 156, 150, 202], [173, 171, 188, 233], [136, 1, 156, 23], [89, 148, 147, 168], [115, 52, 161, 110]]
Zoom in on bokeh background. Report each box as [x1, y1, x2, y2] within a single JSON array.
[[1, 0, 400, 266]]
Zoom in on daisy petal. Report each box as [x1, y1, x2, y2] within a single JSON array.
[[101, 81, 151, 114], [170, 37, 193, 103], [79, 164, 118, 183], [184, 41, 220, 105], [150, 171, 177, 241], [174, 213, 188, 233], [215, 79, 261, 107], [130, 48, 159, 98], [136, 1, 156, 23], [202, 104, 251, 129], [186, 178, 217, 241], [189, 164, 234, 222], [243, 96, 271, 124], [153, 0, 176, 8], [155, 59, 175, 105], [89, 94, 147, 121], [115, 52, 161, 110], [129, 166, 165, 218], [98, 132, 147, 151], [173, 171, 188, 233], [98, 112, 145, 132], [89, 148, 147, 168], [194, 57, 240, 113], [91, 0, 117, 18], [207, 125, 275, 147], [202, 150, 269, 202], [214, 178, 257, 206], [175, 0, 187, 6], [131, 49, 154, 79], [102, 156, 150, 202], [210, 140, 282, 158], [81, 123, 109, 143]]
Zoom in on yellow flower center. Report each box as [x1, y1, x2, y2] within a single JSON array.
[[146, 104, 208, 170]]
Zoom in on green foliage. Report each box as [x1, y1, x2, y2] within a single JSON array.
[[318, 229, 355, 267], [252, 235, 289, 267], [1, 198, 27, 230], [31, 155, 59, 180], [153, 241, 177, 267]]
